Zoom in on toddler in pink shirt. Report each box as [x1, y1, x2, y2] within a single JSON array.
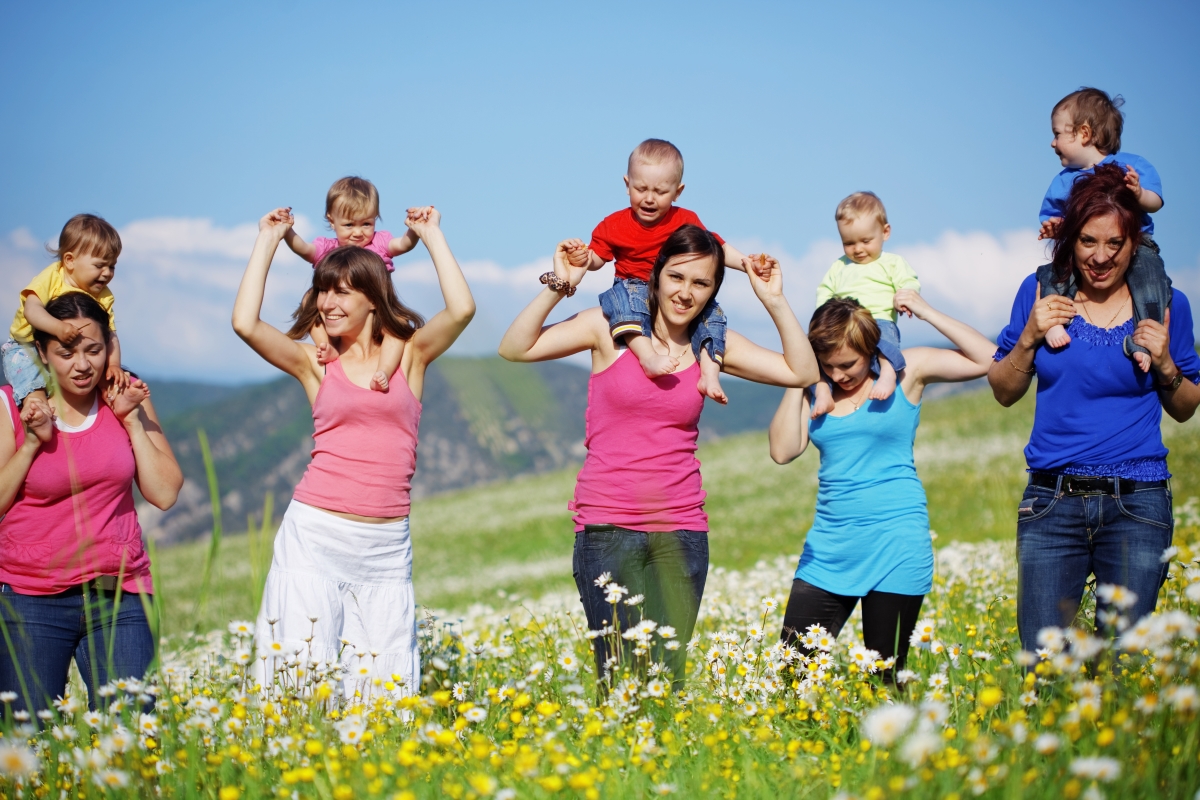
[[282, 176, 420, 391]]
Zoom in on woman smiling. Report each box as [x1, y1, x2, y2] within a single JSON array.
[[499, 225, 818, 689], [988, 163, 1200, 655]]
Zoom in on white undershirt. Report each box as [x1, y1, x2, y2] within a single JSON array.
[[55, 396, 100, 433]]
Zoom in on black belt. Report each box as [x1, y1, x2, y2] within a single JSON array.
[[1029, 472, 1167, 495]]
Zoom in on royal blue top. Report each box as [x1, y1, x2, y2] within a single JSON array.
[[994, 273, 1200, 480], [795, 388, 933, 596], [1039, 152, 1162, 235]]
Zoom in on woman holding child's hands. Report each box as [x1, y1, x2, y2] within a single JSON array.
[[501, 224, 817, 691]]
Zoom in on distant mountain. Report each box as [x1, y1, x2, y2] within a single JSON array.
[[143, 357, 792, 545]]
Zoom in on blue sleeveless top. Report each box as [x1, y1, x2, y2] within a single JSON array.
[[794, 388, 933, 596]]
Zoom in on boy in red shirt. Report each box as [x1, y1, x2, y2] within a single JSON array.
[[565, 139, 749, 403]]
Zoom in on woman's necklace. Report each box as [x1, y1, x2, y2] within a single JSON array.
[[1079, 292, 1130, 329], [651, 334, 689, 361], [846, 379, 874, 411]]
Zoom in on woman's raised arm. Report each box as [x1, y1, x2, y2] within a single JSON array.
[[404, 208, 476, 387], [232, 210, 320, 393], [896, 290, 996, 389], [498, 242, 605, 363], [722, 256, 819, 388]]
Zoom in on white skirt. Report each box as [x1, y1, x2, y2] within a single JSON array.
[[254, 500, 420, 698]]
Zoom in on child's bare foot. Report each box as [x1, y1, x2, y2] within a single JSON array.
[[697, 351, 727, 405], [316, 342, 338, 365], [810, 382, 836, 418], [370, 370, 390, 392], [108, 379, 150, 420], [627, 335, 678, 378], [1133, 351, 1151, 373], [17, 388, 48, 412], [868, 362, 898, 401], [1045, 324, 1072, 349]]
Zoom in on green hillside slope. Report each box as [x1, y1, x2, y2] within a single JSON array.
[[151, 385, 1200, 638]]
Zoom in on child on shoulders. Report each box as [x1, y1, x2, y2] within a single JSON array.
[[2, 214, 128, 410], [563, 139, 749, 404], [281, 176, 421, 391], [1037, 87, 1169, 370], [810, 192, 920, 418]]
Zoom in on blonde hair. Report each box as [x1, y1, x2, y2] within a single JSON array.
[[1053, 87, 1125, 155], [325, 176, 381, 221], [627, 139, 684, 182], [834, 191, 888, 228], [808, 298, 881, 360], [50, 214, 122, 263]]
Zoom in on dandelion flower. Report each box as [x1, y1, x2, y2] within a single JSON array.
[[861, 704, 916, 747]]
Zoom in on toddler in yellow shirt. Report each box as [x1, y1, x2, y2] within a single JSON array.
[[2, 214, 127, 408], [810, 192, 920, 417]]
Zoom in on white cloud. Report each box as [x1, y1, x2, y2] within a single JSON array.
[[1, 218, 1194, 384]]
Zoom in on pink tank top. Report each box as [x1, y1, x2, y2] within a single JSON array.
[[570, 351, 708, 532], [0, 401, 152, 595], [292, 359, 421, 517]]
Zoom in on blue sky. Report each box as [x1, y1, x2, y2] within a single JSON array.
[[3, 1, 1199, 381]]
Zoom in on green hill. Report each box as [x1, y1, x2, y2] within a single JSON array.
[[150, 385, 1200, 638], [145, 357, 798, 544]]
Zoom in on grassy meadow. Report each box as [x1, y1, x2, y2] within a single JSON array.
[[154, 385, 1200, 637]]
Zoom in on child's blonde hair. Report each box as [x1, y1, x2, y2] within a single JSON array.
[[1052, 87, 1124, 155], [627, 139, 684, 183], [50, 214, 122, 263], [834, 191, 888, 228], [325, 176, 381, 221]]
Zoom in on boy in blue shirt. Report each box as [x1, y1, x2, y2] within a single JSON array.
[[1037, 87, 1169, 371]]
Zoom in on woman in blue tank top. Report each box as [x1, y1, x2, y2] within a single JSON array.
[[768, 293, 996, 679]]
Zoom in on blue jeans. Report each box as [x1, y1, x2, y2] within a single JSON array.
[[1036, 239, 1171, 358], [1015, 479, 1172, 653], [1, 338, 45, 406], [0, 584, 155, 713], [572, 526, 708, 689], [599, 278, 728, 363]]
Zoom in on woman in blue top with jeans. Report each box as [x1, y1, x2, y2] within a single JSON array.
[[989, 163, 1200, 655], [769, 291, 996, 679]]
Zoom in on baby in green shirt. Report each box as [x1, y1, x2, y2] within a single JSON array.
[[811, 192, 921, 417]]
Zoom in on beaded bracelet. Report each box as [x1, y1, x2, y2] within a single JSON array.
[[540, 272, 577, 297], [1007, 356, 1035, 375]]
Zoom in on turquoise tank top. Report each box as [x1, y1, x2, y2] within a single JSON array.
[[794, 388, 933, 595]]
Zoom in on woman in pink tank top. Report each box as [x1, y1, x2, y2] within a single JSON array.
[[500, 225, 819, 689], [233, 205, 474, 697], [0, 292, 182, 713]]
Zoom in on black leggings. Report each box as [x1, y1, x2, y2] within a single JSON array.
[[780, 578, 925, 678]]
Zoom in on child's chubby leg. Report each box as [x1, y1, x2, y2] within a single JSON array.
[[1123, 239, 1172, 373], [1036, 263, 1074, 349], [691, 300, 728, 404], [309, 320, 338, 365], [600, 278, 676, 377], [810, 379, 836, 419], [867, 319, 904, 401], [371, 333, 405, 392], [1, 338, 49, 410]]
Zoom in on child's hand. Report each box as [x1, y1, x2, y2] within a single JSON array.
[[563, 239, 591, 269], [107, 378, 150, 422], [746, 254, 784, 304], [20, 397, 55, 445], [1038, 217, 1062, 241], [105, 364, 130, 397], [893, 289, 929, 320], [58, 321, 83, 346], [261, 208, 295, 235], [404, 206, 439, 237], [554, 240, 589, 289], [1124, 166, 1144, 201]]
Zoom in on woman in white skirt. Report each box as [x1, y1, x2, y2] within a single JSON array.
[[232, 206, 474, 696]]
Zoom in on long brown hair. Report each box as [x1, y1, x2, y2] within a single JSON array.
[[646, 224, 725, 337], [287, 246, 424, 343], [808, 298, 880, 360], [1050, 162, 1143, 285]]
